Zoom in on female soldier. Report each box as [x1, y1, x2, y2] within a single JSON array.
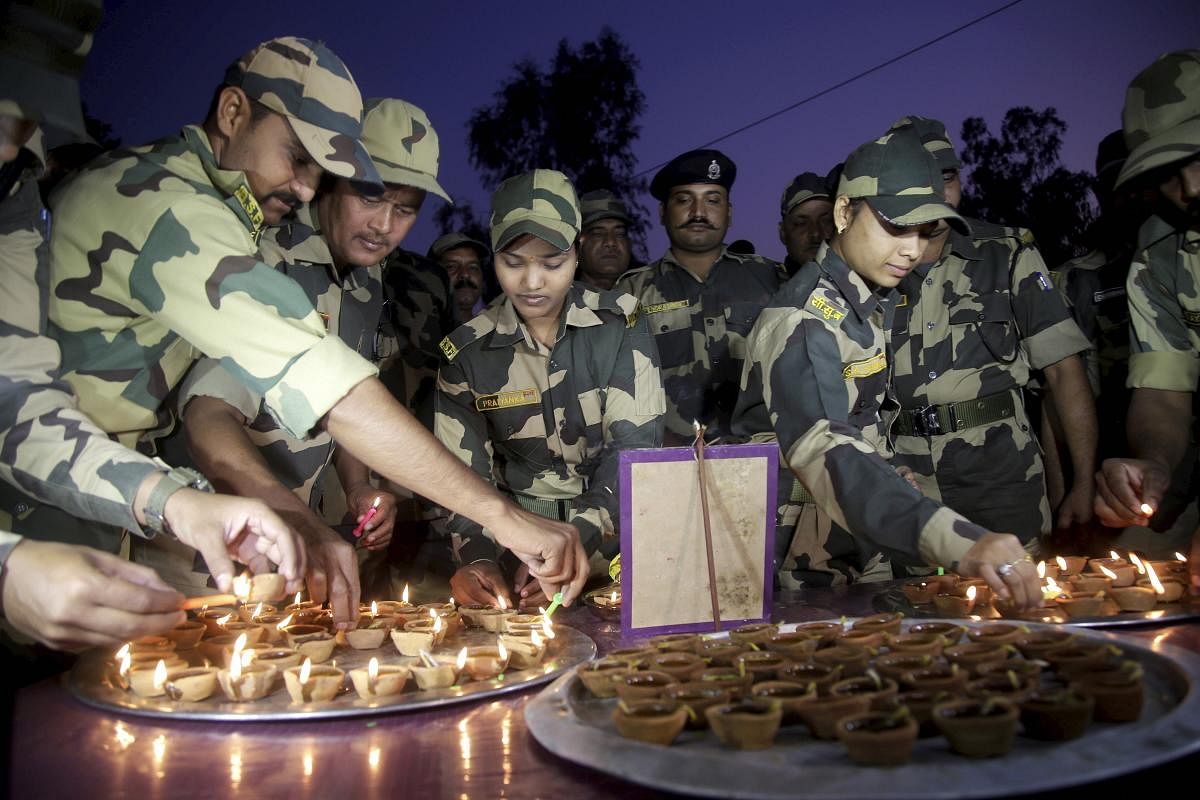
[[733, 127, 1042, 608], [435, 170, 665, 607]]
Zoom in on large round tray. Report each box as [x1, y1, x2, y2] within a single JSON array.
[[66, 624, 594, 722], [873, 584, 1200, 628], [525, 619, 1200, 799]]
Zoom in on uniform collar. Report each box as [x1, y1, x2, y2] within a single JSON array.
[[487, 284, 603, 350], [658, 245, 745, 280], [182, 124, 266, 240], [817, 243, 891, 322], [912, 227, 980, 279]]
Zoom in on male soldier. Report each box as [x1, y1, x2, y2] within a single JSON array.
[[616, 149, 782, 443], [577, 189, 633, 290], [0, 3, 303, 652], [168, 98, 449, 605], [44, 37, 590, 628], [431, 231, 489, 325], [778, 170, 836, 276], [885, 116, 1096, 549], [1094, 50, 1200, 593]]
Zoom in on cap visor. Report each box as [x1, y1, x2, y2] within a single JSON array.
[[868, 196, 970, 236], [581, 212, 632, 228], [491, 219, 576, 254], [0, 54, 87, 140], [1115, 118, 1200, 187], [372, 158, 453, 203], [288, 116, 383, 191]]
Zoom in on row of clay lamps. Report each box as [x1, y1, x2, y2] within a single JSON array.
[[576, 615, 1144, 764]]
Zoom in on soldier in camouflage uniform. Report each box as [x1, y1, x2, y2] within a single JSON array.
[[578, 189, 634, 290], [430, 232, 487, 326], [733, 127, 1042, 606], [436, 170, 665, 607], [616, 149, 783, 443], [0, 5, 303, 652], [1094, 50, 1200, 590], [778, 170, 837, 277], [43, 37, 592, 624], [884, 116, 1095, 548]]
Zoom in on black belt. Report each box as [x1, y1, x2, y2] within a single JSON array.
[[512, 493, 572, 521], [894, 391, 1017, 437]]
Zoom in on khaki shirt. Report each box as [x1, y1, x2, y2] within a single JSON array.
[[1127, 215, 1200, 392]]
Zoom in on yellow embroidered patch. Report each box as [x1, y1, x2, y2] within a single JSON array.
[[439, 336, 459, 361], [896, 294, 908, 308], [625, 308, 639, 328], [810, 295, 846, 322], [1183, 309, 1200, 327], [233, 183, 265, 234], [476, 388, 540, 412], [642, 299, 690, 314], [842, 351, 887, 379]]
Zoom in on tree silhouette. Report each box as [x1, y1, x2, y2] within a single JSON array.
[[466, 28, 649, 260], [958, 107, 1095, 266]]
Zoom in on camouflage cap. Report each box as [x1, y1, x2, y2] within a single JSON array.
[[649, 148, 736, 201], [1117, 49, 1200, 187], [580, 189, 632, 227], [489, 169, 580, 253], [888, 115, 961, 171], [225, 37, 382, 189], [837, 126, 969, 235], [429, 231, 489, 262], [361, 98, 451, 203], [0, 0, 102, 139], [779, 171, 833, 217]]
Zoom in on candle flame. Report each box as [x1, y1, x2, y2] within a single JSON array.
[[299, 658, 312, 685], [1046, 576, 1060, 592], [253, 602, 264, 619], [232, 632, 248, 664], [497, 638, 507, 661], [232, 573, 251, 602], [276, 613, 294, 631], [432, 615, 443, 635], [402, 585, 410, 604], [1146, 563, 1166, 595], [153, 659, 168, 692], [1056, 555, 1068, 571], [530, 629, 543, 647], [294, 591, 302, 606], [1098, 564, 1118, 580], [448, 596, 456, 608], [541, 613, 555, 640], [610, 591, 618, 604], [370, 601, 379, 617], [230, 652, 242, 681], [1177, 552, 1188, 562], [1140, 503, 1154, 516], [1036, 560, 1046, 579], [118, 649, 131, 677], [966, 585, 977, 601], [371, 496, 382, 509], [217, 613, 234, 627], [1129, 553, 1146, 575], [456, 647, 468, 671], [497, 594, 508, 611], [368, 657, 379, 681]]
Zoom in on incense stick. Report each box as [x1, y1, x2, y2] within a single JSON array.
[[693, 422, 722, 632]]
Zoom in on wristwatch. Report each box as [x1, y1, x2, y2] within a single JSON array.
[[142, 467, 213, 536]]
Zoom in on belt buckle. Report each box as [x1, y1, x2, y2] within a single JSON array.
[[918, 405, 942, 436]]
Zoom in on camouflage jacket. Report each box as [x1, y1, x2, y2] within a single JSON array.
[[169, 203, 383, 507], [435, 284, 665, 562], [1126, 216, 1200, 392], [0, 141, 160, 534], [45, 125, 377, 452], [377, 248, 453, 430], [615, 247, 782, 440], [733, 244, 983, 569]]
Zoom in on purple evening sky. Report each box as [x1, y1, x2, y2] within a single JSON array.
[[81, 0, 1198, 265]]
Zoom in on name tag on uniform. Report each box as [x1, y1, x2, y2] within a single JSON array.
[[843, 352, 887, 379], [642, 300, 690, 314], [476, 388, 539, 412], [1183, 310, 1200, 328], [810, 295, 846, 322]]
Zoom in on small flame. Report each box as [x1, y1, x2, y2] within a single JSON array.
[[456, 647, 468, 671], [217, 613, 234, 627], [1146, 563, 1166, 595], [1129, 553, 1146, 575], [230, 653, 242, 682], [541, 613, 555, 640], [1098, 564, 1118, 580], [1046, 576, 1060, 592], [153, 660, 168, 692], [232, 573, 251, 602], [610, 591, 618, 604], [276, 613, 294, 631], [448, 596, 456, 608], [232, 632, 248, 664], [1056, 555, 1068, 571], [497, 638, 507, 661], [370, 601, 379, 618], [294, 592, 302, 606], [965, 585, 977, 602], [497, 594, 508, 611], [118, 649, 131, 677], [1140, 503, 1154, 516], [432, 615, 443, 635], [1177, 552, 1188, 562], [530, 629, 543, 647], [253, 602, 264, 620], [401, 585, 410, 604], [1036, 560, 1046, 579], [299, 658, 312, 685], [371, 496, 382, 509], [368, 657, 379, 681]]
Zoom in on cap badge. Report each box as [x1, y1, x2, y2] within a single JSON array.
[[707, 160, 721, 180]]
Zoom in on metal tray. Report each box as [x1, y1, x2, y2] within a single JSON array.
[[525, 619, 1200, 800], [872, 584, 1200, 627], [66, 624, 595, 722]]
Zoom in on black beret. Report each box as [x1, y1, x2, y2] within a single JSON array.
[[650, 148, 737, 201]]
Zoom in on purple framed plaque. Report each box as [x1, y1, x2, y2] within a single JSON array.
[[618, 443, 778, 639]]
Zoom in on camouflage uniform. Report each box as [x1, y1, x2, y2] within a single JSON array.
[[615, 248, 781, 440], [1126, 216, 1200, 395]]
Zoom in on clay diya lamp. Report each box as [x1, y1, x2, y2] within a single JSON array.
[[933, 593, 975, 618], [763, 632, 818, 662], [613, 699, 689, 746], [283, 625, 335, 664], [750, 680, 817, 724], [239, 602, 277, 624], [698, 667, 753, 700], [252, 614, 290, 644], [1109, 585, 1158, 611], [952, 579, 993, 606], [1042, 642, 1115, 679], [664, 681, 732, 729], [1069, 573, 1113, 594], [198, 633, 243, 668], [499, 632, 547, 669], [128, 660, 173, 698], [902, 579, 940, 605], [705, 699, 784, 750], [649, 632, 701, 653], [1038, 560, 1060, 581], [836, 628, 884, 652], [812, 644, 869, 678], [967, 671, 1037, 704], [249, 647, 303, 671], [478, 605, 516, 633], [831, 672, 899, 711], [462, 644, 510, 681], [217, 660, 278, 702], [501, 613, 542, 634], [457, 604, 493, 628], [901, 663, 967, 693], [196, 607, 238, 637], [1088, 559, 1136, 587], [925, 572, 959, 593], [219, 620, 265, 646], [792, 621, 844, 646], [604, 646, 655, 669], [733, 651, 792, 683], [1054, 592, 1107, 620], [851, 612, 904, 636], [650, 651, 707, 682], [244, 573, 286, 604], [1014, 629, 1077, 660], [837, 709, 919, 766], [129, 649, 187, 674], [909, 621, 967, 646], [584, 586, 622, 621], [576, 659, 631, 699], [162, 666, 219, 702], [129, 635, 176, 657], [390, 618, 443, 657], [410, 652, 462, 690], [283, 660, 344, 703], [1019, 688, 1095, 740], [976, 658, 1045, 682], [728, 623, 779, 647], [349, 658, 410, 700], [1146, 559, 1188, 580], [1053, 555, 1088, 576], [779, 661, 842, 696], [883, 632, 945, 657], [944, 642, 1013, 677], [615, 670, 678, 703], [892, 689, 954, 738], [696, 639, 746, 667], [343, 617, 392, 650], [932, 697, 1019, 757], [1071, 661, 1144, 722], [164, 620, 207, 651], [1138, 575, 1185, 603], [966, 623, 1028, 648], [873, 652, 937, 683], [793, 689, 872, 740]]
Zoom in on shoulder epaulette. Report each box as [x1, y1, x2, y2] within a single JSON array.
[[439, 314, 497, 362]]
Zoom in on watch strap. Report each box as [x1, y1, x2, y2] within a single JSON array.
[[143, 467, 212, 536]]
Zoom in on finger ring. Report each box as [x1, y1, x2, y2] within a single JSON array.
[[996, 561, 1015, 577]]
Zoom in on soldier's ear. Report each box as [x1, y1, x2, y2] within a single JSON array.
[[833, 195, 853, 236], [214, 86, 253, 138]]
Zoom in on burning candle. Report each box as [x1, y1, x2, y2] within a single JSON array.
[[1042, 576, 1063, 601], [1129, 553, 1146, 575], [965, 585, 977, 615], [1139, 503, 1154, 516], [401, 585, 410, 605], [349, 657, 410, 700], [463, 639, 510, 681], [283, 657, 344, 703], [218, 654, 278, 702], [1176, 552, 1188, 562], [162, 666, 219, 702], [116, 644, 132, 690], [128, 658, 169, 698], [501, 629, 547, 669]]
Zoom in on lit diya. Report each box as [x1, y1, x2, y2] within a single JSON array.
[[390, 614, 446, 656], [499, 629, 548, 669], [283, 658, 344, 703], [409, 650, 463, 689], [349, 657, 410, 700], [463, 640, 510, 681], [129, 659, 172, 698], [478, 596, 517, 633], [283, 624, 336, 664], [342, 602, 393, 650], [217, 652, 278, 702], [1138, 563, 1185, 603], [162, 666, 219, 702]]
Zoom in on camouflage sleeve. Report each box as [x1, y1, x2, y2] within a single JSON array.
[[750, 307, 982, 569], [0, 529, 21, 569], [433, 357, 499, 564], [0, 178, 159, 532], [1010, 243, 1090, 369], [569, 312, 666, 555], [1126, 241, 1199, 391], [176, 357, 262, 422]]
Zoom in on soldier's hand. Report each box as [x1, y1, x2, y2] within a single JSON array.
[[488, 506, 589, 607], [1094, 458, 1170, 527], [1, 540, 185, 651], [1055, 480, 1094, 529], [894, 465, 921, 492], [512, 563, 550, 610], [346, 485, 397, 552], [957, 532, 1041, 610], [284, 511, 359, 631], [164, 489, 306, 594], [450, 562, 513, 608]]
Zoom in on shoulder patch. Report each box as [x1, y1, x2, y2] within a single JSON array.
[[626, 307, 639, 328], [1182, 309, 1200, 328], [809, 295, 846, 322], [843, 352, 887, 379], [643, 299, 690, 314], [439, 336, 459, 361], [475, 388, 539, 411]]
